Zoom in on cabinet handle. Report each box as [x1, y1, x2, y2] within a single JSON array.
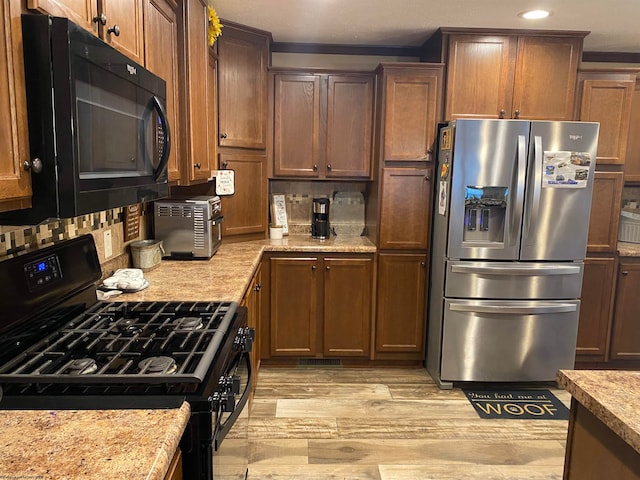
[[107, 25, 120, 37], [622, 271, 629, 276], [311, 265, 317, 271], [220, 132, 228, 139], [93, 13, 107, 25], [23, 158, 43, 174], [499, 109, 506, 119], [313, 164, 318, 171], [327, 164, 332, 170], [514, 109, 520, 119], [194, 163, 202, 169], [222, 161, 228, 169]]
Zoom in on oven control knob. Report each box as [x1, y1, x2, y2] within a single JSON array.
[[233, 327, 255, 353], [212, 391, 236, 412], [219, 374, 241, 395]]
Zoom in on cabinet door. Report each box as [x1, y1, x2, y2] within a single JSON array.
[[242, 265, 262, 392], [273, 74, 321, 177], [512, 36, 581, 121], [379, 167, 433, 250], [27, 0, 98, 35], [383, 68, 442, 161], [270, 257, 318, 356], [587, 171, 623, 253], [576, 256, 616, 362], [219, 153, 267, 236], [179, 0, 214, 183], [445, 34, 516, 120], [0, 0, 32, 212], [102, 0, 144, 64], [578, 79, 634, 166], [217, 26, 268, 149], [325, 74, 374, 178], [376, 253, 428, 355], [144, 0, 180, 182], [323, 257, 372, 357], [624, 79, 640, 182], [610, 262, 640, 360]]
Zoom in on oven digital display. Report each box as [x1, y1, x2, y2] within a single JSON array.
[[24, 254, 62, 291]]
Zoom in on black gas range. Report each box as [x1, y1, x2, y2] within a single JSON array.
[[0, 234, 252, 480]]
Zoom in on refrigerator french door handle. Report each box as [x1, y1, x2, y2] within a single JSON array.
[[524, 136, 544, 239], [450, 264, 582, 275], [511, 135, 527, 247], [449, 302, 578, 315]]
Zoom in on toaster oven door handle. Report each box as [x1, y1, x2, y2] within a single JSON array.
[[152, 95, 171, 182], [212, 215, 224, 226]]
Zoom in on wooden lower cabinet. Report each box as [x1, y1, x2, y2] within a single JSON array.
[[163, 449, 182, 480], [375, 253, 428, 359], [575, 256, 616, 362], [241, 264, 262, 392], [610, 260, 640, 360], [269, 254, 373, 358], [587, 171, 623, 253]]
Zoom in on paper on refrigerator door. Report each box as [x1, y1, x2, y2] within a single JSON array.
[[438, 180, 448, 215], [542, 151, 591, 188]]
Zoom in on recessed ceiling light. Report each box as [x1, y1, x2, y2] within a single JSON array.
[[519, 9, 551, 20]]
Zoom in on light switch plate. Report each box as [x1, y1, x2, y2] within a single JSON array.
[[104, 229, 112, 258]]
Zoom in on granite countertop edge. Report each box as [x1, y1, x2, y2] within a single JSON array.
[[618, 241, 640, 257], [557, 369, 640, 454]]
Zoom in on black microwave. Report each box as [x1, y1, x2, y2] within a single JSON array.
[[0, 14, 171, 225]]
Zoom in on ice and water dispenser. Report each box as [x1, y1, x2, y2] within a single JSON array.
[[463, 186, 508, 243]]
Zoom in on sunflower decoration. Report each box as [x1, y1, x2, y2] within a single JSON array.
[[207, 5, 223, 46]]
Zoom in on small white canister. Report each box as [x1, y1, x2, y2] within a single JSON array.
[[130, 239, 164, 271]]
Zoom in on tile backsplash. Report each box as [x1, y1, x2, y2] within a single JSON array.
[[269, 181, 367, 236]]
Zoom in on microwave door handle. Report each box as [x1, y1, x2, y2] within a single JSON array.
[[151, 95, 171, 181]]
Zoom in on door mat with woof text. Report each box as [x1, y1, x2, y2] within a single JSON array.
[[462, 389, 569, 420]]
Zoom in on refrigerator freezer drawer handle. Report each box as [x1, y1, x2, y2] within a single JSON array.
[[450, 264, 582, 275], [449, 303, 578, 314]]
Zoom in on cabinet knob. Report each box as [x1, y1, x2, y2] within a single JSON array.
[[514, 109, 520, 119], [220, 132, 228, 139], [194, 163, 202, 169], [107, 25, 120, 37], [23, 158, 43, 174], [421, 261, 426, 267], [313, 164, 318, 171], [311, 265, 317, 271], [93, 13, 107, 25], [326, 265, 331, 271], [254, 283, 261, 292], [222, 161, 228, 169], [499, 109, 506, 119], [424, 175, 431, 182], [622, 270, 629, 276], [327, 164, 332, 170]]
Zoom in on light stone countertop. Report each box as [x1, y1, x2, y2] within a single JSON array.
[[118, 235, 376, 304], [557, 370, 640, 453], [0, 402, 190, 480], [618, 241, 640, 257]]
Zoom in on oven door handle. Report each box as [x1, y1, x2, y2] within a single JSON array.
[[151, 95, 171, 181], [214, 351, 252, 451]]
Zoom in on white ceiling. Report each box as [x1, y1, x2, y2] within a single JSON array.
[[210, 0, 640, 54]]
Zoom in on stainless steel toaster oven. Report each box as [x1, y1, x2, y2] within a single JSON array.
[[154, 196, 223, 259]]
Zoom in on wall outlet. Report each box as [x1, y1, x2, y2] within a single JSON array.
[[104, 229, 113, 258]]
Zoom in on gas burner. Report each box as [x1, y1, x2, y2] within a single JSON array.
[[68, 358, 98, 375], [138, 356, 177, 375], [174, 316, 204, 331], [113, 318, 143, 336]]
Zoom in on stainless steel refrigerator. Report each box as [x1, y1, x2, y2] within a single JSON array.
[[426, 119, 599, 389]]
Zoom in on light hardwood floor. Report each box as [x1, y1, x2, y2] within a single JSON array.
[[246, 367, 571, 480]]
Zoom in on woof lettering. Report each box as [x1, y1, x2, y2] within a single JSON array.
[[475, 402, 558, 416]]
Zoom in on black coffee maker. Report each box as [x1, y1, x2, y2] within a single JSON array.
[[311, 197, 330, 239]]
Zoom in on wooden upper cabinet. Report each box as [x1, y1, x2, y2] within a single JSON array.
[[27, 0, 98, 34], [217, 23, 270, 150], [576, 256, 616, 362], [29, 0, 144, 65], [575, 70, 636, 166], [177, 0, 216, 183], [0, 0, 32, 212], [272, 71, 374, 178], [379, 167, 433, 250], [624, 77, 640, 182], [273, 74, 321, 177], [379, 63, 443, 162], [144, 0, 180, 182], [432, 29, 585, 121], [587, 171, 623, 253]]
